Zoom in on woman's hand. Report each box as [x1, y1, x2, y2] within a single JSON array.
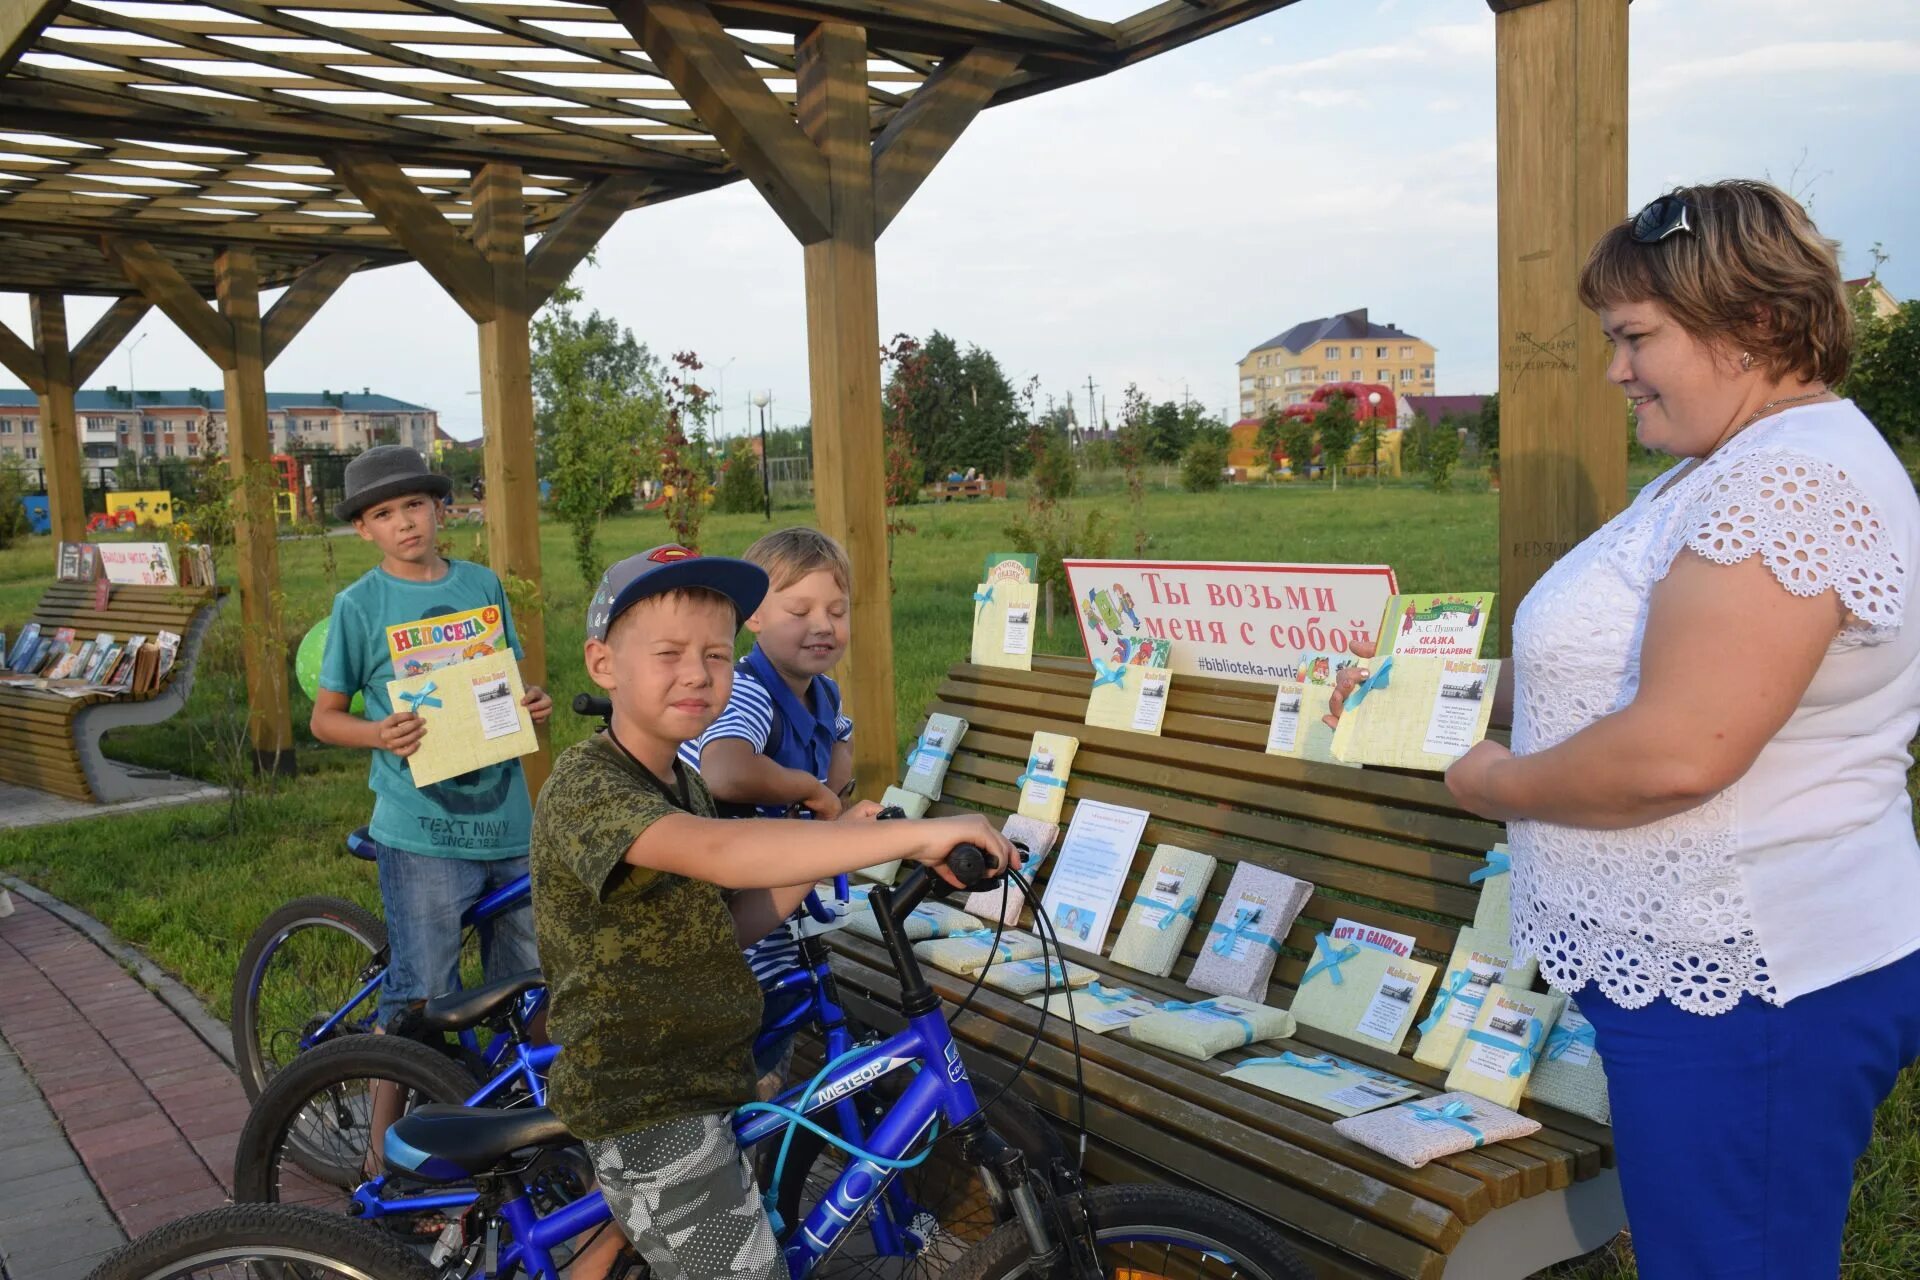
[[1444, 739, 1513, 819], [910, 814, 1021, 888], [1322, 636, 1377, 731]]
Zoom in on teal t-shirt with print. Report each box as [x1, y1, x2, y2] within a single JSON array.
[[319, 559, 532, 860]]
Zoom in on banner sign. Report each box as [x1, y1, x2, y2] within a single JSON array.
[[97, 541, 179, 587], [1062, 559, 1397, 686]]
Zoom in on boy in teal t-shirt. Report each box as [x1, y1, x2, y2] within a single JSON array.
[[313, 446, 553, 1029]]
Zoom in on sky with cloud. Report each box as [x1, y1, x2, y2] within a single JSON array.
[[4, 0, 1916, 441]]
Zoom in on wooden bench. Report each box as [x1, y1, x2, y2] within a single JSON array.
[[929, 479, 1007, 502], [0, 582, 225, 803], [825, 654, 1623, 1280]]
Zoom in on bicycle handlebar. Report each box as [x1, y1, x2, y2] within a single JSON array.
[[572, 692, 613, 722]]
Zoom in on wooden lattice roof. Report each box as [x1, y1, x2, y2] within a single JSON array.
[[0, 0, 1292, 294]]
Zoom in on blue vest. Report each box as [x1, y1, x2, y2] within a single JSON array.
[[739, 645, 841, 818]]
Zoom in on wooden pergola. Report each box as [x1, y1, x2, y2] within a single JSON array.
[[0, 0, 1629, 799]]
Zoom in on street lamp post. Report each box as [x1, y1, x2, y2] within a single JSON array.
[[1367, 391, 1382, 483], [751, 391, 773, 521]]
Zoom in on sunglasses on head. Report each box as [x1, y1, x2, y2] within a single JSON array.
[[1631, 194, 1693, 244]]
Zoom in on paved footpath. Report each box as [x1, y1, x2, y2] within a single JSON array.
[[0, 892, 250, 1279]]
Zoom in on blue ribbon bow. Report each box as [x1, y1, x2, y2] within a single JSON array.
[[906, 740, 952, 772], [1466, 1015, 1545, 1078], [1545, 1021, 1597, 1062], [972, 585, 994, 620], [1163, 999, 1258, 1047], [1341, 657, 1393, 712], [1240, 1051, 1340, 1077], [1086, 982, 1136, 1006], [1016, 754, 1066, 793], [398, 681, 443, 713], [1405, 1099, 1484, 1146], [1209, 908, 1281, 958], [1416, 969, 1481, 1036], [1132, 895, 1198, 932], [1468, 849, 1512, 884], [1302, 933, 1361, 987], [1091, 658, 1128, 690]]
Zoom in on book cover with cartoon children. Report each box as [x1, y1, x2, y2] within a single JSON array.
[[385, 605, 509, 678]]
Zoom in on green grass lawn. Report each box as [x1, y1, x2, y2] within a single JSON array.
[[2, 467, 1913, 1278]]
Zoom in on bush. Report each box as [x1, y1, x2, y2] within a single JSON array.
[[1033, 434, 1075, 500], [1180, 436, 1227, 492], [0, 458, 29, 550], [1407, 418, 1463, 491], [713, 439, 764, 514], [1003, 502, 1112, 605], [1279, 417, 1317, 479]]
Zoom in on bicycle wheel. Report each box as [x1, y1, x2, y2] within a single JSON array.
[[231, 895, 387, 1101], [83, 1203, 435, 1280], [946, 1185, 1313, 1280], [773, 1093, 1065, 1280], [234, 1033, 478, 1215]]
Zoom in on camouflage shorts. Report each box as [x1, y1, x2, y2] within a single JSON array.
[[587, 1113, 788, 1280]]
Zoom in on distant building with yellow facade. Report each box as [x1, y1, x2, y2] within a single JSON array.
[[1237, 308, 1435, 422]]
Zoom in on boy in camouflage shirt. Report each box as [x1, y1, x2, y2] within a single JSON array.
[[531, 545, 1013, 1280]]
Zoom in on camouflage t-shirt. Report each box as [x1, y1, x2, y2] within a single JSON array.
[[531, 732, 761, 1141]]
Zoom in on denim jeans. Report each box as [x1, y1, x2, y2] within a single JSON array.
[[371, 839, 539, 1028]]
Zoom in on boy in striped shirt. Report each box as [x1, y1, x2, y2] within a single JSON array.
[[677, 528, 854, 1092]]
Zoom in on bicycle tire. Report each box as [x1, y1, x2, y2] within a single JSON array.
[[83, 1202, 436, 1280], [231, 895, 387, 1101], [945, 1184, 1313, 1280], [773, 1092, 1065, 1280], [234, 1030, 476, 1206]]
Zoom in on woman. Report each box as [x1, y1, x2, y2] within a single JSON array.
[[1434, 181, 1920, 1276]]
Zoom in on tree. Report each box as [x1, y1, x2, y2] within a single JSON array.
[[1142, 400, 1191, 464], [1279, 414, 1317, 481], [1180, 436, 1227, 491], [881, 330, 1024, 479], [658, 352, 713, 549], [713, 438, 764, 514], [1315, 392, 1359, 491], [1409, 415, 1463, 490], [1116, 383, 1150, 552], [1033, 429, 1075, 500], [532, 278, 663, 583], [1254, 407, 1285, 473], [1473, 392, 1500, 468], [1357, 411, 1385, 484], [0, 456, 29, 550], [1844, 295, 1920, 444]]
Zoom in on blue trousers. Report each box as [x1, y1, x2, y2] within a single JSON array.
[[1577, 946, 1920, 1279], [372, 839, 539, 1027]]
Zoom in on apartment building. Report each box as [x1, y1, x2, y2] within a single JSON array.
[[0, 387, 437, 478], [1237, 308, 1436, 421]]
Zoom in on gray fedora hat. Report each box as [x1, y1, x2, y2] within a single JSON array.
[[335, 445, 453, 521]]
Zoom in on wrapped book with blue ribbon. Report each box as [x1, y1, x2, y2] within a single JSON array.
[[1224, 1050, 1422, 1117], [913, 928, 1043, 977], [1444, 983, 1566, 1110], [1125, 995, 1293, 1061], [1524, 999, 1610, 1124], [1083, 637, 1174, 736], [385, 650, 536, 789], [1469, 844, 1516, 941], [1027, 981, 1158, 1034], [1108, 844, 1216, 978], [901, 713, 968, 802], [853, 787, 932, 884], [1289, 932, 1438, 1054], [1015, 731, 1079, 825], [1188, 863, 1313, 1001], [982, 955, 1098, 997], [1332, 1090, 1540, 1169], [842, 887, 980, 945], [1412, 926, 1540, 1070], [970, 579, 1039, 672], [964, 814, 1060, 926]]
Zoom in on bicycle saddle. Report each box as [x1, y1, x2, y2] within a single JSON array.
[[420, 969, 546, 1033], [385, 1105, 576, 1183], [345, 827, 377, 861]]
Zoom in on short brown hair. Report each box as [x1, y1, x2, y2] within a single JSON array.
[[743, 526, 852, 596], [603, 586, 737, 643], [1578, 180, 1853, 386]]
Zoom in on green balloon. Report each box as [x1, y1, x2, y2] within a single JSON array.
[[296, 617, 363, 714]]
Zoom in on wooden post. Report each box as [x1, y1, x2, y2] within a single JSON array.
[[797, 22, 895, 796], [30, 294, 86, 546], [472, 163, 551, 800], [216, 247, 296, 774], [1492, 0, 1628, 654]]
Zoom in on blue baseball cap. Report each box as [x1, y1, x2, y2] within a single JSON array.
[[586, 545, 768, 643]]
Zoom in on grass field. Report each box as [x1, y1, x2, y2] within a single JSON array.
[[1, 468, 1913, 1278]]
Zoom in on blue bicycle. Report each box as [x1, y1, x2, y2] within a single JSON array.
[[94, 854, 1310, 1280]]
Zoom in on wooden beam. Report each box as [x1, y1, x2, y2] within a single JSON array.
[[871, 47, 1022, 237], [1494, 0, 1628, 655], [69, 295, 150, 385], [1116, 0, 1299, 66], [261, 253, 364, 366], [796, 22, 895, 799], [216, 245, 296, 774], [0, 316, 45, 395], [101, 236, 238, 370], [709, 0, 1114, 55], [30, 294, 86, 546], [1, 0, 60, 74], [334, 151, 496, 325], [471, 163, 551, 798], [616, 0, 834, 244], [524, 175, 650, 311]]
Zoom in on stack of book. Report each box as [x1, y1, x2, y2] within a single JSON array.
[[0, 627, 180, 697]]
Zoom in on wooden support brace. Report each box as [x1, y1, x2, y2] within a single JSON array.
[[0, 315, 45, 394], [524, 174, 651, 311], [871, 46, 1023, 236], [1, 0, 61, 74], [334, 151, 496, 325], [616, 0, 834, 244], [102, 237, 237, 370], [70, 296, 152, 385], [262, 253, 365, 366]]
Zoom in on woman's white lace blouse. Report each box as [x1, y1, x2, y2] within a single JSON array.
[[1508, 400, 1920, 1014]]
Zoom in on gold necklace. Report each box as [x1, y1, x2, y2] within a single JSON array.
[[1654, 388, 1831, 500]]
